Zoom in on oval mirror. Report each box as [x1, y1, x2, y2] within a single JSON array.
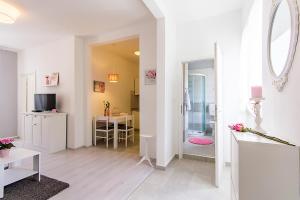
[[268, 0, 299, 91]]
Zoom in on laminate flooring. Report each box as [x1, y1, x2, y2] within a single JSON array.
[[15, 133, 154, 200], [129, 159, 231, 200]]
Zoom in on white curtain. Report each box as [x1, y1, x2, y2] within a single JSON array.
[[239, 0, 263, 112]]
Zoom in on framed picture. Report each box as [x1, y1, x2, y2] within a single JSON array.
[[94, 81, 105, 93], [145, 69, 156, 85], [44, 72, 59, 87]]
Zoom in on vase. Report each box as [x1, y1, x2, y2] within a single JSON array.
[[104, 108, 110, 116], [0, 149, 10, 158]]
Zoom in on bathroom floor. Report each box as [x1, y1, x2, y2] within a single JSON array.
[[183, 130, 215, 158]]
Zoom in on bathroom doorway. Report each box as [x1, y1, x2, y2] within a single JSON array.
[[183, 59, 215, 158], [180, 44, 224, 187]]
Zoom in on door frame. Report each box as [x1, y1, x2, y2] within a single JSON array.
[[178, 57, 215, 159], [214, 43, 224, 187], [84, 35, 142, 152], [178, 50, 223, 187]]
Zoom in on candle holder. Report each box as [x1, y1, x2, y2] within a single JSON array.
[[249, 97, 265, 133]]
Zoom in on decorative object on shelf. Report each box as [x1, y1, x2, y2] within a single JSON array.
[[0, 138, 15, 157], [103, 100, 111, 116], [249, 86, 265, 132], [251, 86, 262, 98], [144, 69, 156, 85], [108, 73, 119, 83], [229, 123, 295, 146], [249, 97, 265, 132], [267, 0, 299, 91], [94, 81, 105, 93], [44, 72, 59, 87]]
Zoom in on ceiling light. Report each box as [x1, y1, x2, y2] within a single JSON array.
[[0, 1, 20, 24], [108, 74, 119, 83], [134, 51, 140, 56]]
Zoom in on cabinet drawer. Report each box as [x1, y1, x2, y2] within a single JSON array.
[[24, 115, 33, 143], [32, 115, 42, 125]]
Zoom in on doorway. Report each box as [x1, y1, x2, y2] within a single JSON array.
[[89, 37, 141, 153], [180, 44, 224, 187], [183, 59, 215, 158]]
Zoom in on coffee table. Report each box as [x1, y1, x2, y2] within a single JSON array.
[[0, 148, 41, 198]]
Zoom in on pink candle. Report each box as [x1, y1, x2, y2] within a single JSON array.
[[251, 86, 262, 98]]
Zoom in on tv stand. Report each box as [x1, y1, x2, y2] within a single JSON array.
[[21, 112, 67, 153]]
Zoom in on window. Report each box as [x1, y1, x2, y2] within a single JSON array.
[[240, 0, 263, 110]]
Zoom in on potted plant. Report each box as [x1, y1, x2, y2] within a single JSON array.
[[0, 138, 15, 157]]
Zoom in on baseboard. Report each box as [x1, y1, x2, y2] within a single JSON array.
[[182, 154, 215, 163], [156, 154, 177, 170], [155, 165, 166, 170]]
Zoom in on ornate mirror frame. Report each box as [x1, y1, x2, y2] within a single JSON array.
[[267, 0, 299, 91]]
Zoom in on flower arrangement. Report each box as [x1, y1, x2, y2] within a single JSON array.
[[229, 123, 247, 132], [145, 70, 156, 80], [103, 100, 111, 116], [0, 138, 15, 150], [229, 123, 295, 146]]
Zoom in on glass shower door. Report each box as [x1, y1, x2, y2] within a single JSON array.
[[188, 74, 206, 132]]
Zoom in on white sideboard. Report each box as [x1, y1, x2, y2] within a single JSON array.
[[22, 112, 67, 153], [231, 131, 300, 200]]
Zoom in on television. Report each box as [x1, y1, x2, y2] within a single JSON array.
[[34, 94, 56, 112]]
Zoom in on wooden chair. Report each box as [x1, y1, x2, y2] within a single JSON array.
[[94, 116, 114, 148], [118, 115, 134, 148]]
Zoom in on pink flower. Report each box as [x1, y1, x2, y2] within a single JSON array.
[[229, 123, 246, 132], [0, 138, 14, 144], [146, 70, 156, 79], [235, 124, 243, 132]]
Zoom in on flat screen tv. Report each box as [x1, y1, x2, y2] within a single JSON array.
[[34, 94, 56, 112]]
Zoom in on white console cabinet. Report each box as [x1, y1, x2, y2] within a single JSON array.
[[22, 112, 67, 153], [231, 131, 300, 200]]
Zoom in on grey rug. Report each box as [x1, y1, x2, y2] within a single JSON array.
[[1, 175, 69, 200]]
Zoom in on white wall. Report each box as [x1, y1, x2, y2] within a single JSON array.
[[148, 2, 179, 167], [91, 46, 138, 116], [176, 10, 242, 163], [84, 20, 157, 158], [163, 16, 179, 167], [18, 36, 83, 149], [260, 0, 300, 146], [0, 50, 17, 138]]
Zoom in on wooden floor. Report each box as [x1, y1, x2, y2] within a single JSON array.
[[17, 133, 154, 200], [14, 134, 231, 200], [130, 159, 231, 200]]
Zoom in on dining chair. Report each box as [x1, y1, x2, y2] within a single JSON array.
[[118, 115, 134, 148], [94, 116, 114, 148]]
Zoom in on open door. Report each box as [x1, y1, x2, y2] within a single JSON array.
[[214, 43, 224, 187]]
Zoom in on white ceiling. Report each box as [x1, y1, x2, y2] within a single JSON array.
[[0, 0, 152, 50], [93, 38, 139, 63], [0, 0, 243, 50], [162, 0, 243, 23]]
